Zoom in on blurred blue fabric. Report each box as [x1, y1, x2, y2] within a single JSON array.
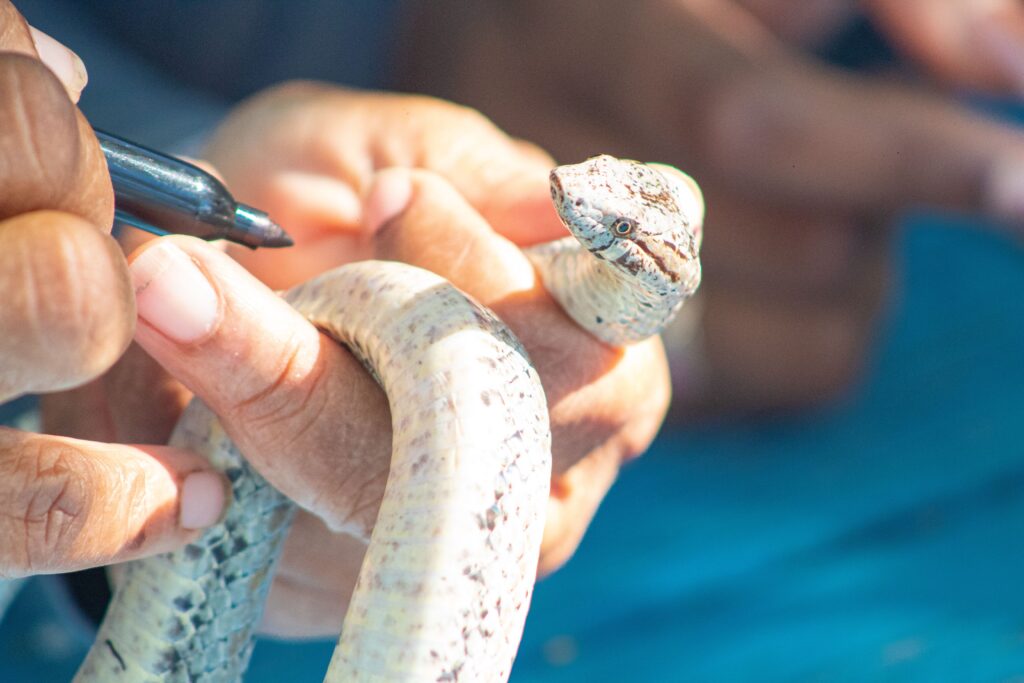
[[4, 213, 1024, 681]]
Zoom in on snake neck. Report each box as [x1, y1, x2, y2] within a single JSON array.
[[525, 237, 690, 346]]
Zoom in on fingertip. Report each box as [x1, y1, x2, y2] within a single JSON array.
[[482, 167, 569, 246], [128, 237, 221, 345], [28, 27, 87, 103], [487, 194, 569, 247], [179, 470, 228, 529], [0, 433, 227, 574], [363, 167, 415, 235]]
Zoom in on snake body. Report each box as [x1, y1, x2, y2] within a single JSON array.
[[68, 155, 701, 682]]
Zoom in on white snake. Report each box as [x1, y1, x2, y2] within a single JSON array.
[[50, 155, 700, 682]]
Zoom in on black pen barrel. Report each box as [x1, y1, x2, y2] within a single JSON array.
[[95, 129, 291, 248]]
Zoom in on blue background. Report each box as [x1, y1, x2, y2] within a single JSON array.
[[4, 212, 1024, 681]]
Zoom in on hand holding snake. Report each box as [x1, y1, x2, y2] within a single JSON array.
[[66, 150, 700, 681], [24, 86, 702, 679]]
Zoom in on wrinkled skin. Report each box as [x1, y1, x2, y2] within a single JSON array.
[[0, 1, 242, 578]]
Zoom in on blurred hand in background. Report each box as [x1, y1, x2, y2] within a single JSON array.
[[397, 0, 1024, 417]]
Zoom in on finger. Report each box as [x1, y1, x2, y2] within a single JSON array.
[[0, 2, 86, 102], [539, 438, 622, 577], [0, 211, 134, 402], [695, 55, 1024, 227], [672, 287, 884, 417], [0, 53, 112, 227], [698, 191, 888, 300], [41, 341, 191, 448], [207, 84, 568, 247], [263, 511, 365, 637], [413, 117, 566, 246], [464, 0, 1024, 229], [26, 27, 87, 102], [261, 170, 363, 237], [973, 6, 1024, 95], [126, 235, 392, 536], [865, 0, 1024, 95], [368, 168, 670, 473], [0, 427, 226, 577]]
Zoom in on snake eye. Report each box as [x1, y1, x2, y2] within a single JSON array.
[[612, 218, 634, 237]]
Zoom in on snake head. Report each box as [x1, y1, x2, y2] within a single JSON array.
[[550, 155, 702, 296]]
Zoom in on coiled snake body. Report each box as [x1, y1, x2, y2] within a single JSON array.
[[65, 155, 702, 682]]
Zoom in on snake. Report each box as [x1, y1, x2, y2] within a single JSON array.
[[36, 154, 700, 682]]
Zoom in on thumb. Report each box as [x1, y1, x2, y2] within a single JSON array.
[[0, 2, 87, 102], [0, 428, 226, 577]]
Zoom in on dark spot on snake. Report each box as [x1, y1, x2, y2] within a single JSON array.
[[595, 316, 604, 324], [167, 618, 186, 639], [105, 640, 126, 671], [184, 544, 204, 561], [224, 467, 244, 483], [232, 537, 249, 553], [155, 648, 182, 674], [437, 661, 465, 682], [172, 595, 194, 611], [211, 544, 229, 563], [411, 452, 430, 475]]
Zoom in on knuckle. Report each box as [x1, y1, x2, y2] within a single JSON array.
[[226, 331, 328, 443], [0, 217, 132, 392], [0, 54, 80, 205], [0, 437, 90, 575]]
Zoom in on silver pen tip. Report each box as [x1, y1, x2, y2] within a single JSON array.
[[261, 227, 294, 248], [233, 204, 294, 249]]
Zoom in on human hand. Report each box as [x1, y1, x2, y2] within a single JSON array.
[[398, 0, 1024, 415], [201, 84, 676, 568], [51, 86, 683, 636], [0, 1, 228, 578], [55, 169, 676, 634], [202, 82, 565, 289]]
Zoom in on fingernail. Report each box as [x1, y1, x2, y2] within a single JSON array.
[[363, 169, 414, 234], [130, 241, 220, 343], [180, 471, 227, 529], [29, 27, 87, 102]]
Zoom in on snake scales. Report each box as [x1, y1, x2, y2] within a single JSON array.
[[10, 155, 702, 681]]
